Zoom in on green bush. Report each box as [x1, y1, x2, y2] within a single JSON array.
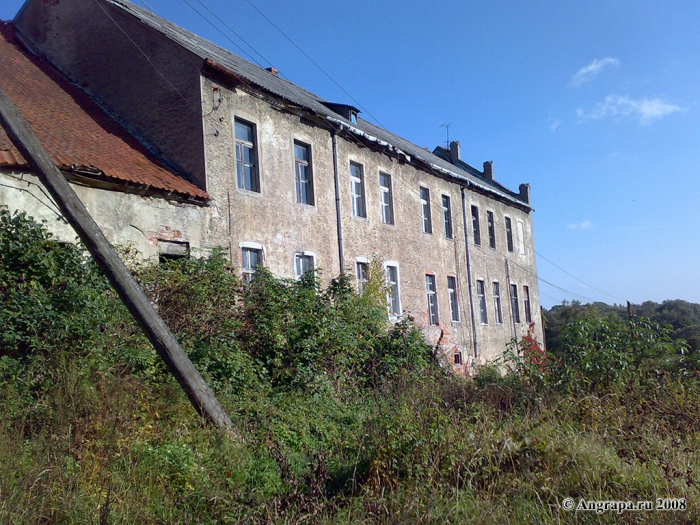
[[4, 209, 700, 524], [0, 208, 110, 357]]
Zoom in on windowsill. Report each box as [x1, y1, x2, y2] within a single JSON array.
[[352, 215, 369, 222], [236, 187, 263, 198]]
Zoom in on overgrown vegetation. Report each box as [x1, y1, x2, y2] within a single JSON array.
[[2, 208, 700, 524]]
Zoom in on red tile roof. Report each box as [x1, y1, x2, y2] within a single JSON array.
[[0, 22, 209, 202]]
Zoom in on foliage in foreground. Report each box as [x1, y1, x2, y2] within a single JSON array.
[[2, 208, 700, 524]]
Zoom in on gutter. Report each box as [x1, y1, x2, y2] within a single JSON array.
[[331, 131, 345, 273]]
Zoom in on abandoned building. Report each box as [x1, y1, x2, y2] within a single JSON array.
[[0, 0, 543, 369]]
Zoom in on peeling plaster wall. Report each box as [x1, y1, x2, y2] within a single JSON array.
[[7, 0, 544, 365], [464, 192, 544, 363], [199, 78, 544, 368], [200, 76, 341, 278], [0, 170, 206, 259]]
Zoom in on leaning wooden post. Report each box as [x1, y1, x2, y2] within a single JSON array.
[[0, 88, 232, 430]]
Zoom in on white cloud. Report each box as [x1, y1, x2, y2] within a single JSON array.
[[576, 95, 685, 124], [568, 220, 593, 230], [571, 57, 620, 87]]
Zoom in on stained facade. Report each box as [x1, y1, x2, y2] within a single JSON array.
[[1, 0, 543, 369]]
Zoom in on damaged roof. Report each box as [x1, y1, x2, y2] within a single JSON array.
[[107, 0, 530, 209], [0, 22, 209, 203]]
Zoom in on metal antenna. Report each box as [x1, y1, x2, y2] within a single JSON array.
[[440, 123, 451, 149]]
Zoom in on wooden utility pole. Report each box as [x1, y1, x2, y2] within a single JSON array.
[[0, 88, 232, 430]]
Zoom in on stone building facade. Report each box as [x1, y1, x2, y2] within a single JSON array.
[[1, 0, 543, 369]]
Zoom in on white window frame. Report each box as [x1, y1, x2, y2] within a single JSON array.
[[294, 251, 317, 280], [239, 241, 264, 282], [350, 161, 367, 218], [505, 216, 514, 253], [356, 257, 370, 294], [442, 194, 453, 240], [447, 275, 460, 322], [379, 172, 394, 225], [425, 273, 439, 326], [384, 261, 402, 317], [477, 279, 488, 324], [510, 283, 521, 324], [234, 118, 260, 193], [487, 210, 496, 249], [420, 186, 432, 234], [523, 285, 532, 324], [471, 204, 481, 246], [294, 140, 314, 205], [492, 280, 503, 324]]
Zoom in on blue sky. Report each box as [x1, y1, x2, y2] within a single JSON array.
[[3, 0, 699, 308]]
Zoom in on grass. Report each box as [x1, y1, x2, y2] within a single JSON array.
[[2, 359, 700, 524]]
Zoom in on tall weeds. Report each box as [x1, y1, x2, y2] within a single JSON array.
[[1, 207, 700, 524]]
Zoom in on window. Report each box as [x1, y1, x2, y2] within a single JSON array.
[[295, 253, 315, 279], [517, 220, 526, 255], [524, 285, 532, 323], [510, 284, 521, 324], [487, 210, 496, 249], [356, 261, 369, 294], [242, 246, 262, 282], [425, 274, 439, 325], [477, 279, 488, 324], [379, 172, 394, 224], [454, 352, 462, 365], [294, 141, 314, 205], [447, 276, 460, 322], [420, 186, 432, 234], [235, 119, 259, 192], [471, 205, 481, 246], [350, 162, 366, 218], [385, 264, 401, 315], [492, 281, 503, 324], [442, 195, 453, 239], [505, 216, 514, 252], [158, 240, 189, 263]]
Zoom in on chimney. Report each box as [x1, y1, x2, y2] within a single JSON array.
[[265, 66, 279, 76], [518, 183, 531, 204], [483, 161, 494, 181], [449, 141, 461, 162]]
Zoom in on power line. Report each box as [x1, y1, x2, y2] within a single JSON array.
[[535, 250, 626, 303], [177, 0, 270, 71], [242, 0, 385, 129]]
